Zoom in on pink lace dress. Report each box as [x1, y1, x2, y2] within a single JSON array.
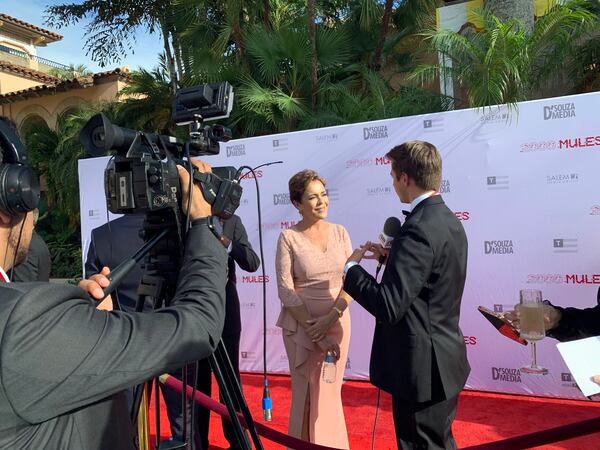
[[275, 222, 351, 449]]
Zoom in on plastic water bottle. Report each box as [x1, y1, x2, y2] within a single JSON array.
[[322, 352, 337, 383]]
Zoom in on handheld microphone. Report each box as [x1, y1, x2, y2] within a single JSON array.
[[379, 216, 402, 249], [376, 217, 402, 278]]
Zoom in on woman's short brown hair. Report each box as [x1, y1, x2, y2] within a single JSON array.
[[288, 169, 326, 204]]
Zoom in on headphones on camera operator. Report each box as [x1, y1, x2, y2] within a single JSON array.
[[0, 118, 40, 217]]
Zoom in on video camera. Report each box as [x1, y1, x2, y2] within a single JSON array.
[[79, 81, 242, 219]]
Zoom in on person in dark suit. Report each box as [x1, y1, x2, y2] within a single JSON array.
[[10, 208, 51, 282], [0, 159, 229, 449], [176, 215, 260, 450], [11, 231, 51, 282], [342, 140, 470, 449], [85, 213, 148, 312]]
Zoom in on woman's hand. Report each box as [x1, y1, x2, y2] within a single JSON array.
[[316, 336, 341, 361], [306, 312, 337, 342]]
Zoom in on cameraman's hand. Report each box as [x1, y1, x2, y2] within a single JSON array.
[[78, 266, 113, 311], [177, 160, 213, 220]]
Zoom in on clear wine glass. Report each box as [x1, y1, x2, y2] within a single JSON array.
[[519, 289, 548, 375]]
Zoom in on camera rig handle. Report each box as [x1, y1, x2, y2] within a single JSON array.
[[191, 169, 242, 219]]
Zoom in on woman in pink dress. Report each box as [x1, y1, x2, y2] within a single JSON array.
[[275, 169, 352, 449]]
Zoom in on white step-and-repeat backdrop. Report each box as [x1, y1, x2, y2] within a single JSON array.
[[79, 91, 600, 399]]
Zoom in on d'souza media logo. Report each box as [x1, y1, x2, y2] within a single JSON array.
[[543, 102, 576, 121], [225, 143, 245, 157], [484, 240, 514, 255], [363, 125, 388, 140], [491, 367, 522, 383]]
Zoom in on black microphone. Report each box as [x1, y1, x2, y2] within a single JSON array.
[[375, 217, 402, 277]]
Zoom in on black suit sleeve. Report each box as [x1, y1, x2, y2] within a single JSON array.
[[84, 230, 101, 279], [1, 225, 227, 425], [229, 217, 260, 273], [547, 297, 600, 342], [344, 224, 433, 325]]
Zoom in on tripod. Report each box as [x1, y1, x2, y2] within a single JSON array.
[[104, 210, 262, 450]]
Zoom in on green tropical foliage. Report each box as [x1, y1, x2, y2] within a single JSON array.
[[48, 64, 93, 80], [22, 105, 121, 277], [410, 1, 598, 109], [32, 0, 600, 276]]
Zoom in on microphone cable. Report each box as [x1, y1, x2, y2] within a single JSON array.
[[237, 161, 282, 421], [371, 388, 381, 450]]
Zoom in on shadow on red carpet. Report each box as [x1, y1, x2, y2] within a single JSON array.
[[148, 373, 600, 449]]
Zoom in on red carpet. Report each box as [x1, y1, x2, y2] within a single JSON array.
[[149, 373, 600, 449]]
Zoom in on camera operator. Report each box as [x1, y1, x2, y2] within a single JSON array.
[[0, 159, 228, 449]]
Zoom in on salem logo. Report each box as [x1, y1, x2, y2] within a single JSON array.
[[240, 169, 263, 179], [492, 367, 522, 382], [547, 173, 578, 184], [242, 275, 270, 283], [440, 179, 451, 194], [591, 205, 600, 216], [273, 193, 292, 205], [480, 111, 508, 123], [265, 327, 282, 336], [485, 240, 514, 255], [363, 125, 388, 140], [241, 302, 256, 309], [345, 358, 352, 370], [226, 144, 246, 157], [367, 186, 393, 196], [454, 211, 470, 221], [316, 133, 338, 143], [559, 136, 600, 149], [544, 103, 575, 120]]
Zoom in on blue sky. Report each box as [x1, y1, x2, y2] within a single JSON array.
[[3, 1, 164, 72]]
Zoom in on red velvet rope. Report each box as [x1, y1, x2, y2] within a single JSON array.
[[460, 415, 600, 449], [163, 375, 600, 449], [161, 375, 344, 450]]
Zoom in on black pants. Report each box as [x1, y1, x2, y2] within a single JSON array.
[[392, 393, 459, 450], [163, 333, 242, 450]]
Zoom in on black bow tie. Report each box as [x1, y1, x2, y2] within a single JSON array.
[[402, 210, 411, 218]]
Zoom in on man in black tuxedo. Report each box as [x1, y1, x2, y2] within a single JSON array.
[[0, 159, 229, 449], [343, 140, 470, 449]]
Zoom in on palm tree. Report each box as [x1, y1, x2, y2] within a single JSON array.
[[485, 0, 534, 31], [48, 64, 93, 80], [411, 2, 597, 110], [115, 59, 175, 134]]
